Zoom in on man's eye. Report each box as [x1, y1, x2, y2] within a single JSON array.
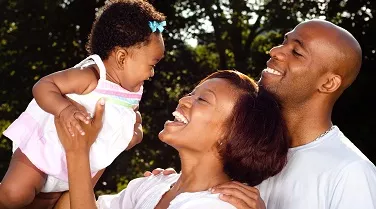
[[293, 50, 302, 57]]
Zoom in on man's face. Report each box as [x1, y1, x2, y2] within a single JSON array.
[[259, 21, 335, 104]]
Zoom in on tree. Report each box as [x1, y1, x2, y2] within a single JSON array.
[[0, 0, 374, 194]]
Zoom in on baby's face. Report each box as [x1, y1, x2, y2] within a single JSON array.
[[119, 33, 165, 92]]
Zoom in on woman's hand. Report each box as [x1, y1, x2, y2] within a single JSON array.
[[210, 181, 266, 209], [58, 104, 90, 137], [143, 168, 177, 177], [54, 98, 105, 209], [126, 110, 143, 150], [55, 98, 105, 154]]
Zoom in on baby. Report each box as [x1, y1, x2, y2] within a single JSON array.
[[0, 0, 165, 208]]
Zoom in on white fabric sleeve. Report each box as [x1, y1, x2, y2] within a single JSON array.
[[110, 109, 136, 151], [330, 160, 376, 209], [96, 177, 145, 209]]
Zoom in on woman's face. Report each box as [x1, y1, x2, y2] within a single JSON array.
[[158, 78, 238, 153]]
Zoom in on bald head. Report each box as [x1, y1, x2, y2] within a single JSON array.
[[297, 19, 362, 90]]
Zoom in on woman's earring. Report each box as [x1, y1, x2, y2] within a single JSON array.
[[218, 141, 223, 146]]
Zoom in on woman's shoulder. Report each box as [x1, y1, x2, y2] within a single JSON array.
[[129, 173, 180, 190], [96, 174, 180, 209], [177, 192, 236, 209]]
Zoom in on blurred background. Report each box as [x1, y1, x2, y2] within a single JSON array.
[[0, 0, 375, 195]]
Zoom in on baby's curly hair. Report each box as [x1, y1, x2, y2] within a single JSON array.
[[86, 0, 166, 59]]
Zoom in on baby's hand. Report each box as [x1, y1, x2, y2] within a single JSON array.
[[58, 104, 91, 136]]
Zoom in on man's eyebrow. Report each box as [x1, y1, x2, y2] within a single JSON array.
[[285, 34, 306, 50]]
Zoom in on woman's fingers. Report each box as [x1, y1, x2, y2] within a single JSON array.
[[143, 168, 177, 177], [162, 168, 177, 175], [151, 168, 165, 175], [135, 110, 142, 124], [126, 123, 143, 150], [74, 112, 90, 124], [65, 122, 75, 137], [143, 171, 152, 177], [71, 120, 85, 136], [92, 98, 105, 128]]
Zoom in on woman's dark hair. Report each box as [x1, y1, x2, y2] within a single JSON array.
[[201, 70, 289, 186], [86, 0, 166, 59]]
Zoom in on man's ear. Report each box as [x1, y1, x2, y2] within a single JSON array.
[[115, 48, 128, 70], [319, 74, 342, 93]]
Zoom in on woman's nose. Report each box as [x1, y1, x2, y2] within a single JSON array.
[[269, 45, 286, 62], [178, 95, 193, 108]]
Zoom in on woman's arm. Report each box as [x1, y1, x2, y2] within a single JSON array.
[[66, 151, 96, 209], [53, 169, 105, 209], [54, 98, 105, 209]]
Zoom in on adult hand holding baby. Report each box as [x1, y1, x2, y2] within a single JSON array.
[[55, 98, 105, 154]]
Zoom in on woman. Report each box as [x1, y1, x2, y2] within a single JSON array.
[[54, 70, 289, 209]]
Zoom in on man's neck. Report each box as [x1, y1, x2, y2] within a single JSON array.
[[282, 101, 333, 147]]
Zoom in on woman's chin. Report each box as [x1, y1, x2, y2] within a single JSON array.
[[158, 128, 173, 143]]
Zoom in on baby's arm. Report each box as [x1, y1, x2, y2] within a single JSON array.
[[33, 65, 99, 135]]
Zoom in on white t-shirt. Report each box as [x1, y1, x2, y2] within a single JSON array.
[[96, 173, 236, 209], [257, 126, 376, 209]]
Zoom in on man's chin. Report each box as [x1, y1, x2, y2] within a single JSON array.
[[258, 82, 280, 98]]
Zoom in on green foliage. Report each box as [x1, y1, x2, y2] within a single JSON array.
[[0, 0, 375, 195]]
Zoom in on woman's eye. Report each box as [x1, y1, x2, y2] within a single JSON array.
[[198, 97, 207, 102]]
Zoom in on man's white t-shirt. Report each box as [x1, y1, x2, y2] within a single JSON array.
[[257, 126, 376, 209], [96, 173, 235, 209]]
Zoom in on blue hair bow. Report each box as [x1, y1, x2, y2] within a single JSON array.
[[148, 21, 166, 33]]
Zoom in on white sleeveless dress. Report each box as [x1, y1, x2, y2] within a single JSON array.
[[3, 54, 143, 192]]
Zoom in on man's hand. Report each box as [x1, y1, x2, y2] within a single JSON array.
[[143, 168, 177, 177], [211, 181, 266, 209]]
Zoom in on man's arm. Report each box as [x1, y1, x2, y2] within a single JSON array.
[[330, 160, 376, 209]]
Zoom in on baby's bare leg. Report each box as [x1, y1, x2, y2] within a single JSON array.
[[0, 148, 47, 208], [52, 192, 70, 209], [25, 192, 63, 209]]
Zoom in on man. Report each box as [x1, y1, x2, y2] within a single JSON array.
[[151, 19, 376, 209], [210, 19, 376, 209]]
